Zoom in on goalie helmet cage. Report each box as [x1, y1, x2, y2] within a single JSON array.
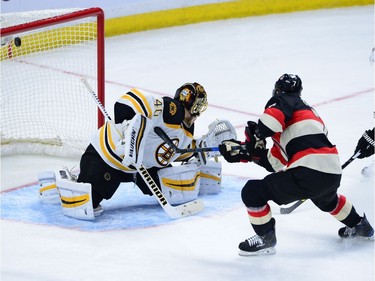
[[0, 7, 105, 157]]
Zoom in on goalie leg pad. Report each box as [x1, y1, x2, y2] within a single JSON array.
[[157, 163, 201, 205], [38, 171, 60, 205], [56, 179, 95, 220], [199, 161, 222, 195]]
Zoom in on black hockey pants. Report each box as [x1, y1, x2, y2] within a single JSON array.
[[77, 144, 161, 208], [242, 167, 342, 210], [241, 167, 347, 235]]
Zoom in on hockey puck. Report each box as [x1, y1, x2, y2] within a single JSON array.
[[14, 37, 21, 47]]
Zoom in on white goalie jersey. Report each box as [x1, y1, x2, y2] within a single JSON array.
[[90, 88, 195, 172]]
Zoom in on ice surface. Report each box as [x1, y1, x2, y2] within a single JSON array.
[[1, 6, 374, 281]]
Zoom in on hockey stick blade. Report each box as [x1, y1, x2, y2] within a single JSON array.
[[137, 164, 204, 219], [280, 199, 306, 214], [154, 126, 242, 153], [279, 152, 360, 214]]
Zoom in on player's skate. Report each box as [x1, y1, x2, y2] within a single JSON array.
[[338, 213, 374, 239], [238, 230, 277, 256]]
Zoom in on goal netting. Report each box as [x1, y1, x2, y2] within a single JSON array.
[[0, 7, 105, 157]]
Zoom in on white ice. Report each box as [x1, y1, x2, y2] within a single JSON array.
[[1, 6, 374, 281]]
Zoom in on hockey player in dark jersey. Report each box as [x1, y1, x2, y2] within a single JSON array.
[[219, 73, 374, 256]]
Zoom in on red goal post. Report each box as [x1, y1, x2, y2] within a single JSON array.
[[1, 7, 105, 157]]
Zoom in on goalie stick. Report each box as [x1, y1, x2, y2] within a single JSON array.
[[81, 78, 204, 219], [154, 126, 245, 154], [280, 151, 361, 215]]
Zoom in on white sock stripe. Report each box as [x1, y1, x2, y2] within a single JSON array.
[[247, 204, 272, 225], [331, 195, 353, 221]]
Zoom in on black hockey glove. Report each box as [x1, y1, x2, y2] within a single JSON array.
[[244, 121, 266, 155], [218, 139, 250, 163], [354, 128, 374, 159]]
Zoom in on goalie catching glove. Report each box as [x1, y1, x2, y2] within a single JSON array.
[[195, 119, 237, 161]]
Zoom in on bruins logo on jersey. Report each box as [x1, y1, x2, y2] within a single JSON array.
[[156, 138, 179, 166], [169, 101, 177, 116]]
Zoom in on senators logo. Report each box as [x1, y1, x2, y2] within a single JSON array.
[[169, 102, 177, 116]]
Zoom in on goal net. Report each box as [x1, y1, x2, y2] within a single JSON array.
[[0, 7, 105, 157]]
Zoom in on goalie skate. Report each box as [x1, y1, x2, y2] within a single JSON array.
[[59, 167, 78, 181], [94, 205, 104, 217]]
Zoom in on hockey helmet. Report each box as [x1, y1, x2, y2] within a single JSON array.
[[174, 82, 208, 116], [272, 74, 303, 96]]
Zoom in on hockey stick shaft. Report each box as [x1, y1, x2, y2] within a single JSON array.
[[279, 152, 360, 214], [341, 150, 361, 169], [280, 199, 306, 215], [154, 126, 244, 153], [80, 78, 124, 138], [81, 78, 204, 219], [81, 78, 111, 121]]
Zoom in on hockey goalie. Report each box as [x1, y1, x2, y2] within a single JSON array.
[[38, 82, 237, 220]]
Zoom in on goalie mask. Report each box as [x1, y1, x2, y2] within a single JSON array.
[[272, 74, 303, 97], [174, 82, 208, 117]]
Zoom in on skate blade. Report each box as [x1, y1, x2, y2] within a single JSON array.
[[238, 247, 276, 256], [340, 235, 374, 241], [359, 235, 374, 241]]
